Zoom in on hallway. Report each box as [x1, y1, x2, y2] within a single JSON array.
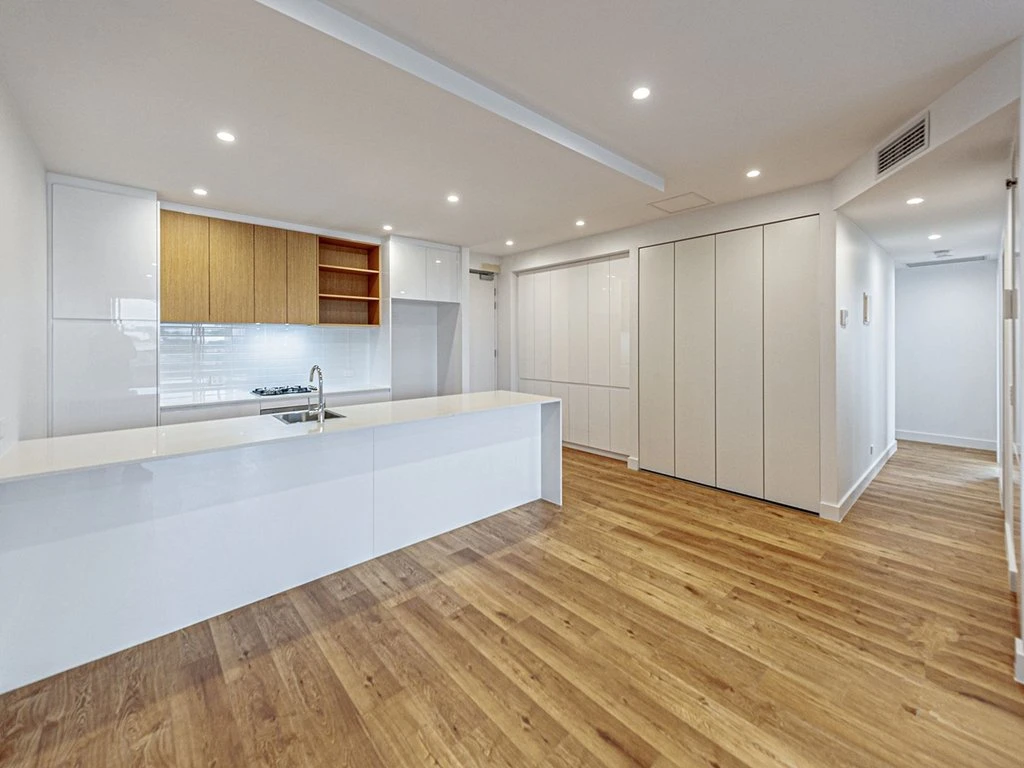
[[1, 443, 1022, 767]]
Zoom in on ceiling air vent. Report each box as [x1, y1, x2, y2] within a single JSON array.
[[933, 249, 952, 257], [876, 114, 929, 176]]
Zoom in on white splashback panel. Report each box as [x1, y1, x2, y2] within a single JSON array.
[[159, 322, 390, 399]]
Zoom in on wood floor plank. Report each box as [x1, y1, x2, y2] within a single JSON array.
[[2, 441, 1023, 767]]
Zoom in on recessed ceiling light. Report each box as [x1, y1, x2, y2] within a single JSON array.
[[928, 233, 942, 240], [575, 219, 585, 227], [192, 187, 208, 196], [505, 240, 515, 246], [632, 86, 651, 100], [435, 259, 442, 264], [907, 197, 924, 205], [447, 194, 460, 203], [382, 224, 393, 231], [746, 169, 761, 178], [216, 131, 236, 143]]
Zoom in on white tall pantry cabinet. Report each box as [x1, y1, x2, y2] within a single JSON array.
[[517, 255, 630, 456], [638, 215, 820, 514]]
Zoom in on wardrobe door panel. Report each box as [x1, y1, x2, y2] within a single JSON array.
[[609, 388, 631, 456], [550, 268, 570, 382], [549, 382, 570, 438], [534, 271, 552, 380], [764, 216, 820, 511], [567, 265, 589, 383], [609, 256, 630, 389], [588, 260, 610, 386], [674, 236, 717, 486], [588, 386, 610, 451], [517, 272, 535, 384], [715, 226, 764, 498], [638, 243, 675, 474], [568, 384, 590, 445]]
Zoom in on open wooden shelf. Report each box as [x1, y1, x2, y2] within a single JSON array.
[[317, 237, 381, 326], [318, 264, 379, 275]]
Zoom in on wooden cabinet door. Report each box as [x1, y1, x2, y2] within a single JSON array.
[[287, 231, 318, 324], [160, 210, 209, 323], [254, 225, 288, 324], [209, 218, 254, 323]]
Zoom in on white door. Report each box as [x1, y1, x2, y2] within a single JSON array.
[[469, 271, 497, 392]]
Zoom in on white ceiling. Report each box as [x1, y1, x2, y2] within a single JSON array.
[[1, 0, 1023, 255], [839, 104, 1017, 265]]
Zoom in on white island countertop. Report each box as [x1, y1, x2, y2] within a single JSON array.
[[0, 391, 559, 484]]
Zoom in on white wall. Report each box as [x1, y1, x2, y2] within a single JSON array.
[[0, 76, 47, 454], [834, 213, 896, 505], [895, 259, 998, 450]]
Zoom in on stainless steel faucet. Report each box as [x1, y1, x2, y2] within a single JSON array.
[[309, 365, 325, 424]]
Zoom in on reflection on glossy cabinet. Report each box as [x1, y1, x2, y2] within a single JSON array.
[[549, 268, 570, 382], [588, 260, 610, 386], [568, 384, 589, 446], [567, 265, 589, 384], [610, 388, 630, 456], [209, 218, 255, 324], [425, 247, 459, 302], [286, 231, 318, 325], [391, 241, 427, 299], [534, 271, 552, 380], [254, 225, 288, 324], [608, 258, 630, 388], [588, 386, 610, 451], [160, 210, 210, 323]]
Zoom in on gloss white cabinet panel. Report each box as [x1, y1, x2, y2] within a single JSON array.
[[674, 236, 717, 486], [588, 386, 610, 451], [390, 240, 427, 299], [425, 246, 460, 303], [609, 257, 630, 389], [567, 264, 589, 383], [51, 183, 157, 321], [160, 401, 260, 425], [534, 271, 552, 380], [568, 384, 589, 445], [764, 216, 820, 511], [715, 226, 764, 498], [588, 260, 610, 386], [51, 320, 158, 436], [549, 382, 570, 437], [549, 268, 570, 382], [609, 387, 630, 456], [517, 272, 535, 381], [638, 243, 675, 475]]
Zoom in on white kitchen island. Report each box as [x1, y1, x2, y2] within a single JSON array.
[[0, 391, 561, 694]]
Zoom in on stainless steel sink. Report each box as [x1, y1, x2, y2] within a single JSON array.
[[273, 409, 345, 424]]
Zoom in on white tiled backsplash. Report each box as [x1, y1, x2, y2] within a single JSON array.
[[159, 323, 389, 397]]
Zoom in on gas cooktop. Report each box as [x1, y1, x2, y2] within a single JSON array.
[[251, 385, 317, 397]]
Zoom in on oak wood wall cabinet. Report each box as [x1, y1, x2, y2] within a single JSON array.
[[254, 225, 288, 324], [209, 218, 255, 324], [286, 230, 319, 324], [160, 210, 210, 323], [158, 210, 380, 327]]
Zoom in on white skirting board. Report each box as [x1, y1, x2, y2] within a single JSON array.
[[563, 441, 627, 462], [895, 430, 996, 452], [820, 442, 897, 522]]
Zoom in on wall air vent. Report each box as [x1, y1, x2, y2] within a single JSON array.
[[876, 114, 929, 176], [906, 255, 986, 268]]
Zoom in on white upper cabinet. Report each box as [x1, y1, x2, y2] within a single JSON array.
[[608, 256, 630, 389], [390, 240, 427, 299], [588, 260, 610, 386], [51, 183, 158, 321], [533, 270, 552, 380], [390, 239, 460, 303], [715, 226, 764, 499], [567, 264, 589, 383], [549, 268, 570, 382], [517, 272, 535, 381], [425, 246, 460, 303]]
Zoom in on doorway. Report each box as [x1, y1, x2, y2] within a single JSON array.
[[468, 269, 497, 391]]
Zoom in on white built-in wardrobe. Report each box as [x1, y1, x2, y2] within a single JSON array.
[[639, 216, 820, 513], [517, 255, 630, 456]]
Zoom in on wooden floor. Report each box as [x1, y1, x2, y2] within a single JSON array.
[[2, 441, 1023, 767]]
